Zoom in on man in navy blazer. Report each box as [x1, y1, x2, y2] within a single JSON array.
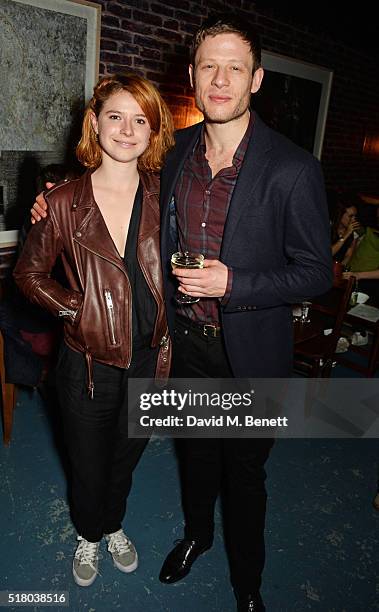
[[158, 13, 332, 612]]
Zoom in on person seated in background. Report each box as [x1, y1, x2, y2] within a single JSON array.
[[343, 205, 379, 306], [330, 197, 361, 265], [0, 164, 78, 390]]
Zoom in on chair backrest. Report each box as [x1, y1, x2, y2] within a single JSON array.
[[294, 277, 355, 377], [311, 277, 354, 344]]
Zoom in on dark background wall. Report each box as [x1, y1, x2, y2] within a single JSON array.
[[94, 0, 379, 194]]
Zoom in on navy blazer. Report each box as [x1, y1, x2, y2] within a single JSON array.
[[160, 113, 332, 377]]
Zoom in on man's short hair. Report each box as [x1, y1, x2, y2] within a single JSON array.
[[190, 13, 261, 72]]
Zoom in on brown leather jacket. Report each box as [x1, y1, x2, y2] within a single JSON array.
[[14, 170, 171, 396]]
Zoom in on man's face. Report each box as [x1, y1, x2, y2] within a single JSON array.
[[189, 33, 264, 124]]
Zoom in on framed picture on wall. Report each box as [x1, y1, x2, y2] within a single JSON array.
[[254, 51, 333, 160], [0, 0, 101, 232]]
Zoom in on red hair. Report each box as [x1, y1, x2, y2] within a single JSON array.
[[77, 73, 174, 172]]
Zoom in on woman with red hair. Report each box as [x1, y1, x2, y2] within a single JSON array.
[[14, 73, 174, 587]]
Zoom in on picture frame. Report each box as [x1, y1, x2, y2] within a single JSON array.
[[255, 51, 333, 160], [13, 0, 101, 103], [0, 0, 101, 235]]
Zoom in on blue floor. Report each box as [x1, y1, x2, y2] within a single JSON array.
[[0, 386, 378, 612]]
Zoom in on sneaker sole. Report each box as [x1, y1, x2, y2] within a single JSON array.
[[73, 564, 98, 587], [113, 552, 138, 573]]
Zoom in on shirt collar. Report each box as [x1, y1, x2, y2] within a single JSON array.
[[197, 110, 254, 166]]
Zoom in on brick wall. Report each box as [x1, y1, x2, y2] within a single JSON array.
[[95, 0, 379, 194]]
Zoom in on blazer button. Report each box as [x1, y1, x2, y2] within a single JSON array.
[[75, 231, 82, 238]]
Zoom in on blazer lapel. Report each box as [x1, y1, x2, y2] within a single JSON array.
[[161, 123, 203, 213], [160, 124, 203, 259], [221, 114, 273, 260]]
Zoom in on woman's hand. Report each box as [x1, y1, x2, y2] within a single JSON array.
[[343, 219, 361, 238]]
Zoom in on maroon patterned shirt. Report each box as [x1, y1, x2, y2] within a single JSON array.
[[175, 113, 254, 324]]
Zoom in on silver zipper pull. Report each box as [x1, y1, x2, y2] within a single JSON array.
[[105, 290, 113, 309], [88, 382, 94, 400]]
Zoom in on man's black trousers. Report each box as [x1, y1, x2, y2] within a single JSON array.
[[172, 316, 273, 594]]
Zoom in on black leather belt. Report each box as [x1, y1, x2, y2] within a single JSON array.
[[176, 314, 222, 338]]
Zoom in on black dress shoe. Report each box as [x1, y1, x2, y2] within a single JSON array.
[[236, 592, 265, 612], [159, 539, 212, 584]]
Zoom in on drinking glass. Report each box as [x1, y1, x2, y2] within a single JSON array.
[[300, 300, 312, 324], [350, 277, 359, 306], [292, 305, 302, 321], [171, 251, 204, 304]]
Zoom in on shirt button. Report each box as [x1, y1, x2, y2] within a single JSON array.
[[201, 222, 206, 227]]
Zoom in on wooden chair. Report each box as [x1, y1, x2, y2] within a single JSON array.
[[294, 277, 354, 377], [0, 330, 16, 446]]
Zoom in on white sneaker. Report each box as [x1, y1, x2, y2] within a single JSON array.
[[72, 536, 100, 587], [351, 332, 368, 346], [105, 529, 138, 573]]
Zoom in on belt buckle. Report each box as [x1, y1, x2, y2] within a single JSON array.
[[203, 324, 218, 338]]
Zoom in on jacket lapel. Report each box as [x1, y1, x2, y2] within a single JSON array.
[[72, 170, 128, 273], [73, 170, 161, 274], [221, 114, 273, 260], [136, 174, 161, 303], [161, 123, 203, 212], [74, 206, 127, 271], [160, 116, 274, 264], [160, 124, 203, 259]]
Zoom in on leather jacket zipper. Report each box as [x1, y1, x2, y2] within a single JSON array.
[[73, 240, 132, 366], [39, 288, 76, 319], [104, 289, 117, 345]]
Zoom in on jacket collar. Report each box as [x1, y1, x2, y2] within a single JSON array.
[[72, 169, 95, 210], [72, 168, 160, 210], [220, 113, 273, 259], [72, 169, 160, 270], [160, 122, 202, 211]]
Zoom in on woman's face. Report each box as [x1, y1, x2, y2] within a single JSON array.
[[341, 206, 357, 227], [91, 90, 152, 166]]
